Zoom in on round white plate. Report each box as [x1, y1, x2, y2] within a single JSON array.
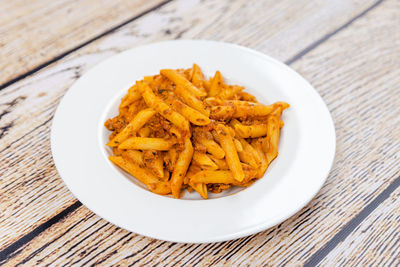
[[51, 40, 336, 243]]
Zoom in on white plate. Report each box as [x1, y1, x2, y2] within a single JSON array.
[[51, 40, 335, 243]]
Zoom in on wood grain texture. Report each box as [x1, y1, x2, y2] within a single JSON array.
[[319, 187, 400, 266], [0, 0, 378, 251], [1, 0, 399, 265], [0, 0, 166, 86]]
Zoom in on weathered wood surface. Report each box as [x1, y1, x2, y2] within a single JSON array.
[[0, 0, 399, 265], [319, 187, 400, 266], [0, 0, 166, 86], [0, 0, 379, 250]]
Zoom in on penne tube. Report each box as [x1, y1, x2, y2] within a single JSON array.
[[210, 105, 235, 120], [230, 119, 268, 138], [148, 181, 171, 195], [171, 138, 194, 198], [208, 71, 223, 97], [126, 101, 140, 117], [251, 140, 269, 178], [197, 137, 225, 159], [140, 82, 190, 131], [189, 170, 256, 185], [144, 151, 164, 179], [121, 150, 144, 166], [169, 126, 183, 139], [237, 92, 258, 102], [189, 181, 208, 199], [203, 78, 211, 91], [190, 170, 237, 184], [163, 169, 170, 181], [233, 103, 275, 118], [160, 69, 206, 97], [143, 75, 154, 84], [210, 102, 282, 119], [109, 156, 159, 187], [233, 100, 289, 118], [227, 126, 236, 137], [191, 64, 205, 89], [165, 97, 210, 126], [215, 124, 244, 182], [219, 85, 244, 100], [266, 107, 282, 164], [113, 147, 122, 156], [138, 126, 151, 137], [164, 148, 178, 172], [107, 108, 156, 147], [204, 97, 223, 106], [209, 155, 229, 170], [119, 137, 172, 150], [238, 139, 259, 169], [174, 85, 209, 116], [256, 136, 269, 154], [120, 85, 141, 108], [192, 151, 219, 170], [233, 138, 243, 152]]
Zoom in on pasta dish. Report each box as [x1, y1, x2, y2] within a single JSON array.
[[105, 64, 289, 199]]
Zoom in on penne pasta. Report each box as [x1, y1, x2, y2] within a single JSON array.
[[160, 69, 207, 97], [196, 137, 225, 159], [190, 170, 238, 185], [165, 97, 210, 126], [107, 108, 155, 147], [219, 85, 244, 100], [208, 71, 223, 97], [189, 169, 255, 185], [251, 140, 269, 178], [215, 124, 244, 182], [121, 150, 144, 166], [174, 85, 209, 116], [192, 151, 219, 170], [138, 126, 151, 137], [119, 137, 172, 150], [230, 119, 268, 138], [109, 156, 170, 194], [120, 85, 141, 108], [189, 181, 208, 199], [232, 102, 275, 118], [210, 105, 235, 120], [140, 82, 190, 132], [143, 150, 164, 179], [191, 63, 205, 89], [148, 181, 171, 195], [171, 138, 194, 198], [265, 107, 282, 164], [209, 155, 229, 170], [233, 138, 243, 152], [238, 139, 259, 169]]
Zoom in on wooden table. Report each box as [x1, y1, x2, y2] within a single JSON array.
[[0, 0, 399, 265]]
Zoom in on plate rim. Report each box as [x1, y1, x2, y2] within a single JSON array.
[[51, 39, 336, 243]]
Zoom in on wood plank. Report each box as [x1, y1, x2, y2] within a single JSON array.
[[1, 0, 399, 264], [0, 0, 377, 250], [318, 186, 400, 266], [0, 0, 166, 86]]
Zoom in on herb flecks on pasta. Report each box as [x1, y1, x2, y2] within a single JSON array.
[[105, 64, 289, 199]]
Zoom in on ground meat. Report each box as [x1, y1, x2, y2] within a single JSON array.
[[207, 183, 232, 193], [104, 115, 127, 133]]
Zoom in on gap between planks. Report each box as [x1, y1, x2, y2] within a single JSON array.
[[0, 0, 174, 91]]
